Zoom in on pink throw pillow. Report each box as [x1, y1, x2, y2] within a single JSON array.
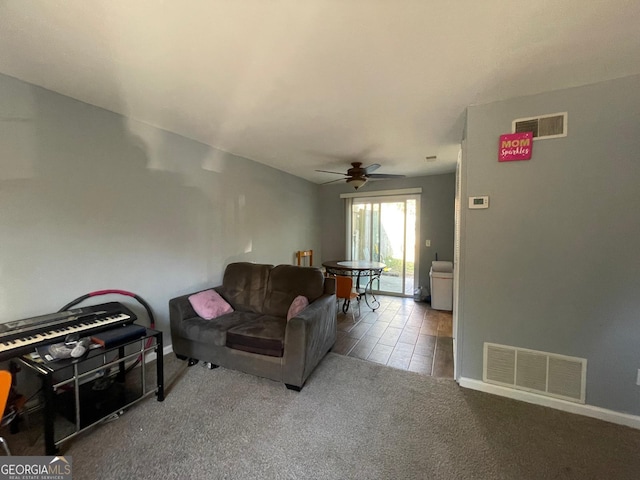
[[287, 295, 309, 321], [188, 289, 234, 320]]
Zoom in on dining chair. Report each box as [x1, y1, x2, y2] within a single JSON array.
[[296, 250, 313, 267], [0, 370, 12, 455], [336, 275, 360, 321]]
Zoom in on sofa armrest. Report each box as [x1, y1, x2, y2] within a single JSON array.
[[169, 294, 195, 337], [281, 292, 337, 387], [324, 276, 336, 295]]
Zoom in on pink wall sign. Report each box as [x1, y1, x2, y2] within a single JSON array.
[[498, 132, 533, 162]]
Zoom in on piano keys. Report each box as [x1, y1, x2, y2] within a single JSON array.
[[0, 302, 137, 361]]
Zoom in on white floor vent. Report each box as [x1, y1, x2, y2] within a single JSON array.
[[512, 112, 567, 139], [483, 343, 586, 403]]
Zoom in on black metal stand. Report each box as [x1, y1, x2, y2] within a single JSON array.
[[354, 270, 382, 311], [19, 328, 164, 455]]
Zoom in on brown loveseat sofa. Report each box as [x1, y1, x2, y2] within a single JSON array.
[[169, 262, 337, 391]]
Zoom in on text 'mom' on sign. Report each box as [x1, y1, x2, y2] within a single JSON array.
[[498, 131, 533, 162]]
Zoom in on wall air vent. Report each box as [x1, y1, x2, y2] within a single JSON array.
[[483, 343, 586, 403], [512, 112, 567, 139]]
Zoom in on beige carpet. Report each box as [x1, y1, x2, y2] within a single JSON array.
[[7, 353, 640, 479]]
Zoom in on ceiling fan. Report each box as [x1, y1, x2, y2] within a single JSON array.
[[316, 162, 405, 190]]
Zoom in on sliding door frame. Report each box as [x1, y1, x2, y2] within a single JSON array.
[[341, 188, 422, 297]]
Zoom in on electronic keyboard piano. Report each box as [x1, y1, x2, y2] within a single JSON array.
[[0, 302, 137, 361]]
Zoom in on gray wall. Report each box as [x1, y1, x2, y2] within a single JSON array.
[[318, 174, 456, 293], [0, 73, 320, 341], [459, 74, 640, 415]]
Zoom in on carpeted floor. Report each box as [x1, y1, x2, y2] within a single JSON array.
[[7, 353, 640, 479]]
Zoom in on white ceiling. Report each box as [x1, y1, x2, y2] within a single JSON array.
[[1, 1, 640, 184]]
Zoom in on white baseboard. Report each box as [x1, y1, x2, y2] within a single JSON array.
[[458, 377, 640, 430], [144, 344, 173, 364]]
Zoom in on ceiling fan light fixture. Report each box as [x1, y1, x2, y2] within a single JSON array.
[[347, 177, 367, 190]]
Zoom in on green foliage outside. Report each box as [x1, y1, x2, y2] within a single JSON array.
[[381, 256, 414, 277]]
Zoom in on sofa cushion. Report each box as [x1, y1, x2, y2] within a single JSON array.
[[226, 315, 287, 357], [287, 295, 309, 321], [188, 289, 234, 320], [262, 265, 325, 317], [220, 262, 273, 313], [179, 311, 261, 346]]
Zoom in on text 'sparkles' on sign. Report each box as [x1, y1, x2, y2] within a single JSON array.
[[499, 131, 533, 162]]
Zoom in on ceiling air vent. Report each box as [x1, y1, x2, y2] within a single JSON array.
[[484, 343, 586, 403], [512, 112, 567, 139]]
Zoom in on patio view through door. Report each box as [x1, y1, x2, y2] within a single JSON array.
[[350, 194, 419, 296]]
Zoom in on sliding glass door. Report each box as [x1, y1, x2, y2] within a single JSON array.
[[350, 195, 418, 296]]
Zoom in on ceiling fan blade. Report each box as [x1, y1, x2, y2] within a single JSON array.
[[363, 163, 381, 174], [315, 169, 347, 175], [366, 173, 406, 179], [321, 178, 347, 185]]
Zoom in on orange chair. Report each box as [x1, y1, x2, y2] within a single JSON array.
[[0, 370, 12, 455], [336, 275, 360, 321], [296, 250, 313, 266]]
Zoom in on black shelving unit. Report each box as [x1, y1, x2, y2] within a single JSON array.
[[19, 327, 164, 454]]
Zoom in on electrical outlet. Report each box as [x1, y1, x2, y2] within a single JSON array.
[[425, 240, 431, 247], [637, 369, 640, 386]]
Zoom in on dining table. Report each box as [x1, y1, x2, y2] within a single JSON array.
[[322, 260, 386, 311]]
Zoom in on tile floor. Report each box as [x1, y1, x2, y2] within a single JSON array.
[[330, 294, 454, 377]]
